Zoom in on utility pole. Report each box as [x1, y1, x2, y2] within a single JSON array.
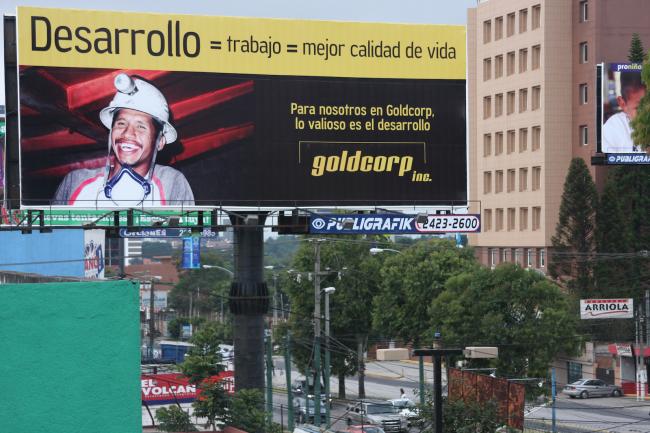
[[636, 305, 641, 401], [285, 332, 294, 431], [551, 368, 557, 433], [324, 287, 332, 428], [419, 357, 425, 407], [313, 240, 322, 426], [149, 279, 155, 358], [265, 328, 273, 426], [273, 274, 278, 326]]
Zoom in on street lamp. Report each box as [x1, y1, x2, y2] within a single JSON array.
[[369, 247, 402, 255], [201, 264, 234, 276]]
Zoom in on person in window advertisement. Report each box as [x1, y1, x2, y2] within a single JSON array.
[[602, 64, 647, 153], [53, 74, 194, 207]]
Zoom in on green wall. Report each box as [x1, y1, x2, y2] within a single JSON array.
[[0, 280, 141, 433]]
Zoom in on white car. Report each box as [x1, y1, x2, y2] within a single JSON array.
[[387, 398, 419, 424]]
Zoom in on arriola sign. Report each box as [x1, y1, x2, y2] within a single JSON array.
[[580, 299, 633, 320]]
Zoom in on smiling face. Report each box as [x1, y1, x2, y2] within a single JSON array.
[[110, 108, 164, 177]]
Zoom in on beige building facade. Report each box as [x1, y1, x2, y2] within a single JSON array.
[[468, 0, 650, 270]]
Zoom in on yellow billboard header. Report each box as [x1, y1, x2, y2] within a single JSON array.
[[18, 7, 466, 80]]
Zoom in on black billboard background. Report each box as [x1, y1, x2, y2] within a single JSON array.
[[20, 67, 466, 207]]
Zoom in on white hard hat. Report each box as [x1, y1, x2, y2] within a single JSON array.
[[99, 74, 177, 143]]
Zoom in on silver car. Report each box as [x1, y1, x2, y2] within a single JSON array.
[[562, 379, 622, 399]]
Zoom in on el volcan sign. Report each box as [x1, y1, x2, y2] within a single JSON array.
[[580, 299, 634, 320]]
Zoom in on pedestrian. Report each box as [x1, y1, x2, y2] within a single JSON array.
[[400, 388, 406, 399]]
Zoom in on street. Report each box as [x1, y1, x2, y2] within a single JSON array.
[[526, 395, 650, 433]]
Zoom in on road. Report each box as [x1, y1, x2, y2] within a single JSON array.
[[526, 395, 650, 433]]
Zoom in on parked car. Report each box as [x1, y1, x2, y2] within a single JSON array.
[[345, 401, 406, 433], [387, 398, 419, 425], [292, 378, 332, 406], [293, 396, 327, 425], [346, 426, 386, 433], [562, 379, 622, 399]]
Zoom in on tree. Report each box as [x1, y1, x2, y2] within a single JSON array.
[[631, 35, 650, 150], [372, 238, 477, 348], [283, 236, 383, 398], [179, 322, 229, 431], [417, 392, 501, 433], [226, 389, 283, 433], [155, 405, 197, 432], [629, 33, 645, 63], [430, 264, 581, 379], [169, 251, 232, 318], [549, 158, 598, 298]]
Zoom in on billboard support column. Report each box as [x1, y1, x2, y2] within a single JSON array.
[[3, 16, 20, 209], [229, 213, 268, 392]]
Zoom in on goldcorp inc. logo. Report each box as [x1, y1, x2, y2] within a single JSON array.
[[311, 218, 326, 230]]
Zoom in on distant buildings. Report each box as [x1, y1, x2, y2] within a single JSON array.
[[467, 0, 650, 270]]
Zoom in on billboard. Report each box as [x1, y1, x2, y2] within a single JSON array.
[[141, 371, 234, 405], [600, 63, 650, 164], [17, 7, 466, 209], [580, 298, 633, 319], [0, 119, 5, 208], [83, 228, 105, 278]]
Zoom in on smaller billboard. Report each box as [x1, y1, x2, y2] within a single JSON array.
[[309, 213, 480, 234], [83, 229, 105, 279], [600, 63, 650, 164], [140, 290, 168, 312], [181, 237, 201, 269], [580, 298, 633, 320], [141, 371, 234, 405]]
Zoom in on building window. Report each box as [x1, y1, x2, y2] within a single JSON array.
[[532, 4, 541, 29], [519, 8, 528, 33], [532, 206, 541, 230], [532, 126, 541, 150], [532, 85, 541, 110], [507, 169, 516, 193], [483, 58, 492, 81], [519, 88, 528, 112], [519, 48, 528, 73], [514, 248, 522, 264], [495, 93, 503, 117], [579, 83, 588, 104], [483, 96, 492, 119], [484, 171, 492, 193], [580, 1, 588, 22], [483, 133, 492, 156], [519, 168, 528, 191], [532, 166, 541, 190], [507, 13, 515, 37], [507, 51, 515, 75], [507, 208, 516, 231], [495, 170, 504, 193], [532, 45, 541, 69], [495, 132, 504, 155], [520, 207, 528, 230], [484, 209, 492, 231], [496, 208, 504, 231], [507, 130, 516, 154], [495, 55, 504, 78], [506, 91, 515, 115], [490, 248, 497, 267], [580, 42, 588, 63], [580, 125, 589, 146], [519, 128, 528, 152], [495, 16, 503, 40], [483, 20, 492, 43], [501, 248, 508, 263], [539, 248, 546, 267], [526, 248, 533, 267], [567, 361, 582, 384]]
